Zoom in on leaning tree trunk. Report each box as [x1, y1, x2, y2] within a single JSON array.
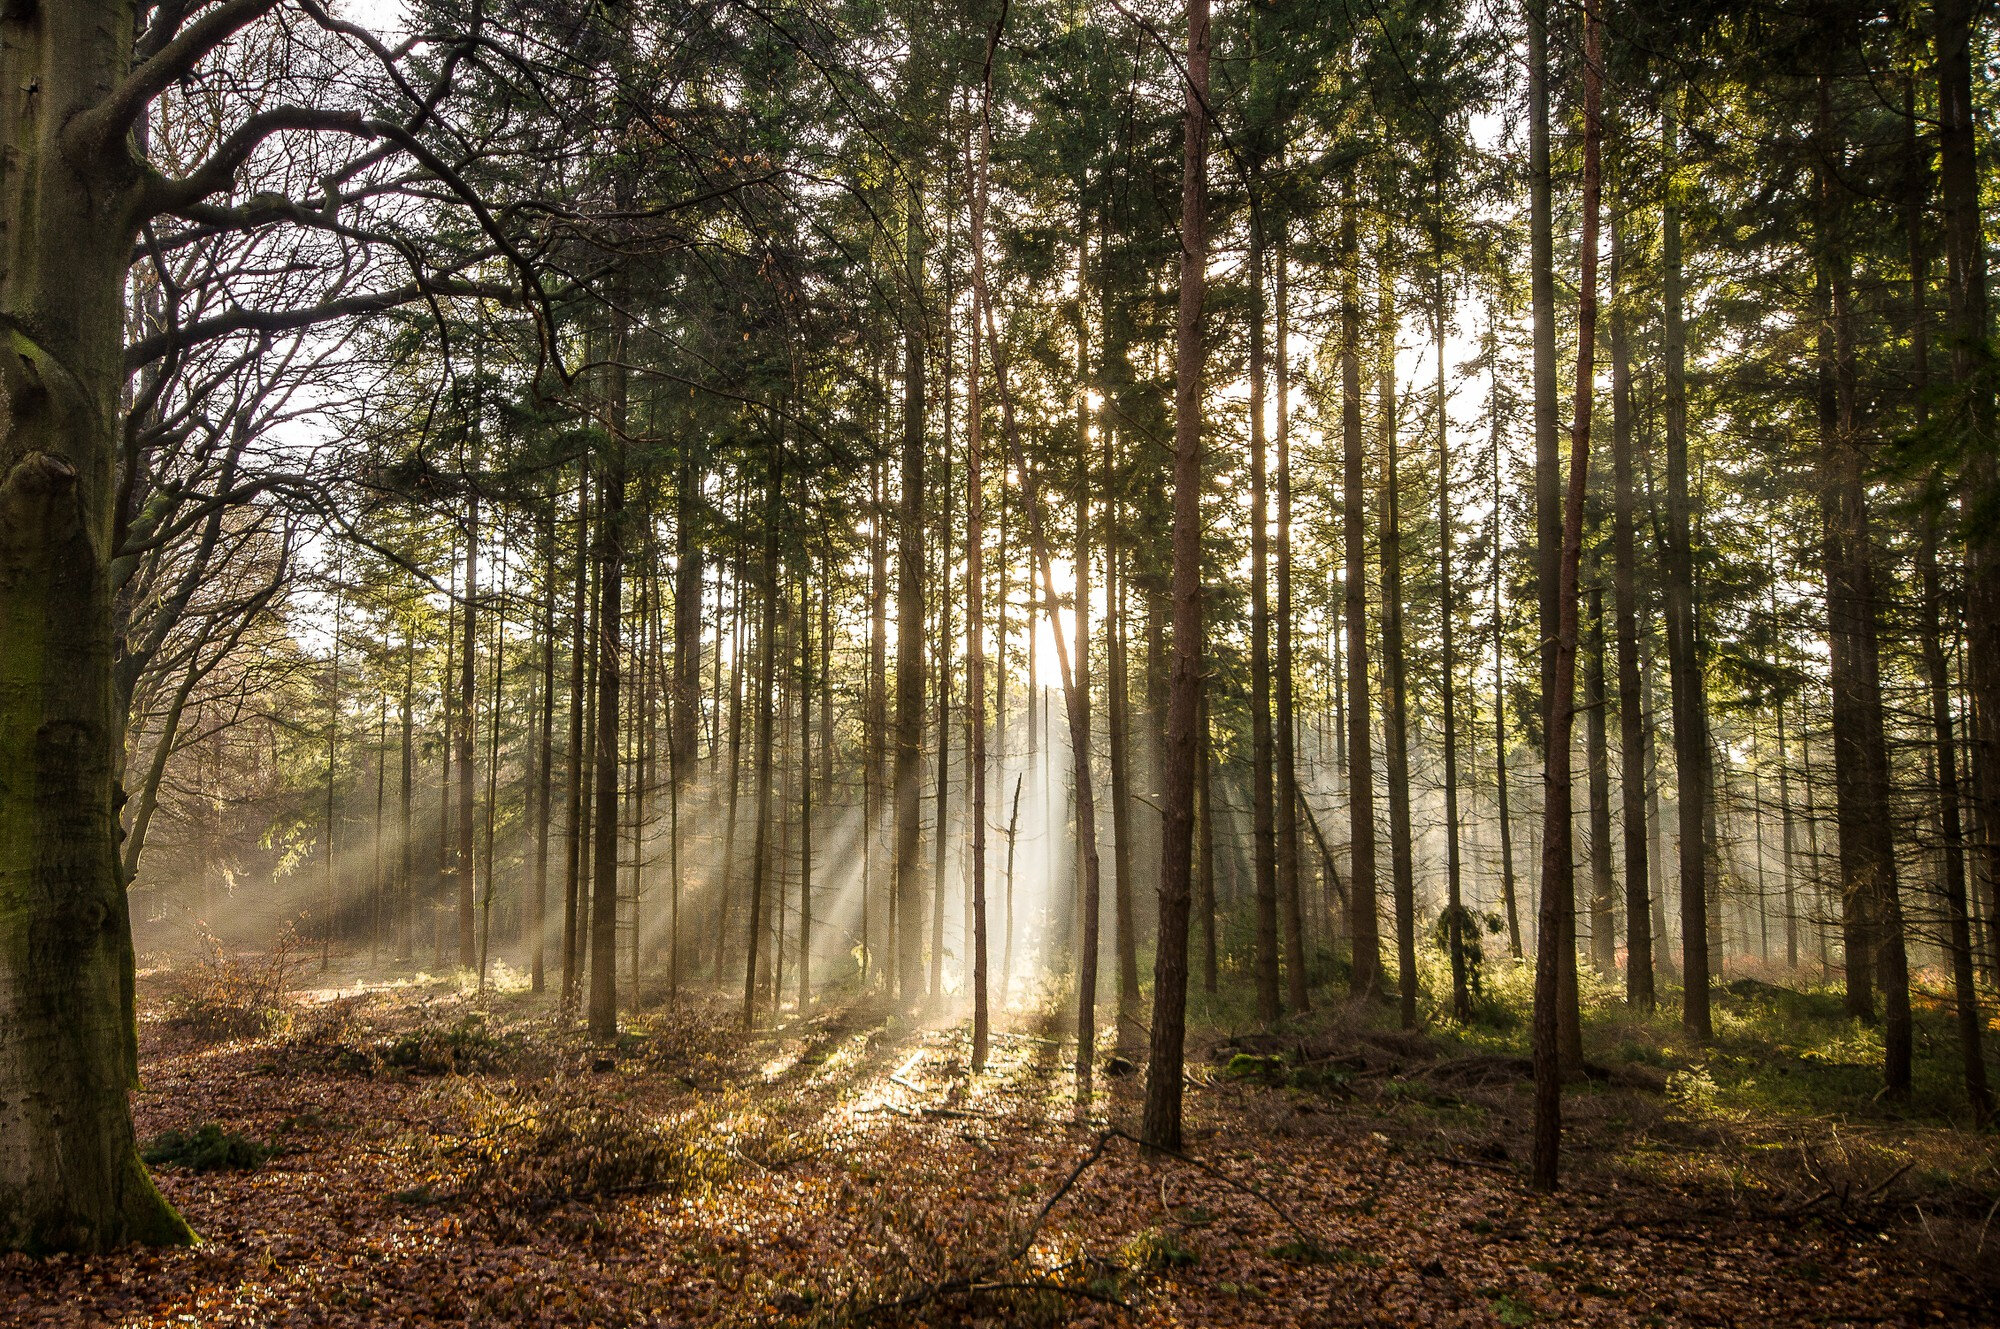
[[0, 0, 193, 1252]]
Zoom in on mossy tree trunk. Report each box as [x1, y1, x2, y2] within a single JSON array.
[[0, 0, 207, 1253]]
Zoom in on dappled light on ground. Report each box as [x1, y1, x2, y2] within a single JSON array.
[[0, 969, 1984, 1327]]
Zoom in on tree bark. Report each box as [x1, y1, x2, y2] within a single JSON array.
[[1249, 201, 1282, 1026], [587, 315, 628, 1041], [1939, 0, 2000, 1007], [894, 180, 929, 1004], [1377, 249, 1417, 1029], [1341, 173, 1383, 997], [1275, 239, 1309, 1014], [1660, 88, 1713, 1040], [1609, 207, 1654, 1010], [0, 0, 196, 1251], [1141, 0, 1210, 1152], [1816, 76, 1910, 1092], [1532, 0, 1601, 1193]]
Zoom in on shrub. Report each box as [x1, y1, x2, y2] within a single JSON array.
[[1121, 1225, 1198, 1271], [1664, 1064, 1722, 1117], [143, 1123, 276, 1172], [431, 1081, 729, 1218], [165, 926, 302, 1040], [380, 1015, 524, 1075]]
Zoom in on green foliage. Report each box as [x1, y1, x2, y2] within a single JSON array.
[[142, 1123, 276, 1172], [1224, 1052, 1288, 1083], [1120, 1225, 1198, 1271], [379, 1016, 525, 1075]]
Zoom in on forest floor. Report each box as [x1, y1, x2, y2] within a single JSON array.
[[3, 956, 1995, 1328]]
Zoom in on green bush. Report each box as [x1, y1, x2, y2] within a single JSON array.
[[143, 1123, 276, 1172]]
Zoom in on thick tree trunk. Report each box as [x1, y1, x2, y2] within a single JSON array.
[[0, 0, 193, 1252], [1816, 78, 1910, 1092], [1906, 82, 1991, 1120], [1939, 0, 2000, 1009], [1142, 0, 1209, 1152]]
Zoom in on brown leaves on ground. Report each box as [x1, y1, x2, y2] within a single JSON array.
[[0, 981, 1984, 1328]]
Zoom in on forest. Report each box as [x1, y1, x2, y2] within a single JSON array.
[[2, 0, 1998, 1323]]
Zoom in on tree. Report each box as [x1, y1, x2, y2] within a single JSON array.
[[1142, 0, 1211, 1154]]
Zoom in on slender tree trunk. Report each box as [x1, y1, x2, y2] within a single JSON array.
[[562, 469, 591, 1011], [477, 551, 504, 996], [1532, 0, 1601, 1193], [587, 348, 627, 1039], [1528, 0, 1561, 727], [1275, 239, 1309, 1013], [1491, 341, 1523, 960], [531, 507, 557, 993], [1610, 208, 1654, 1010], [457, 477, 479, 970], [1110, 483, 1142, 1024], [1436, 280, 1468, 1022], [968, 58, 993, 1065], [894, 180, 929, 1004], [1660, 88, 1713, 1039], [325, 569, 343, 971], [1377, 250, 1417, 1029], [397, 641, 415, 959], [799, 566, 814, 1014], [1341, 174, 1383, 997], [743, 438, 783, 1029], [1249, 199, 1282, 1025], [1197, 688, 1219, 993], [1141, 0, 1210, 1152], [1586, 579, 1617, 977]]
